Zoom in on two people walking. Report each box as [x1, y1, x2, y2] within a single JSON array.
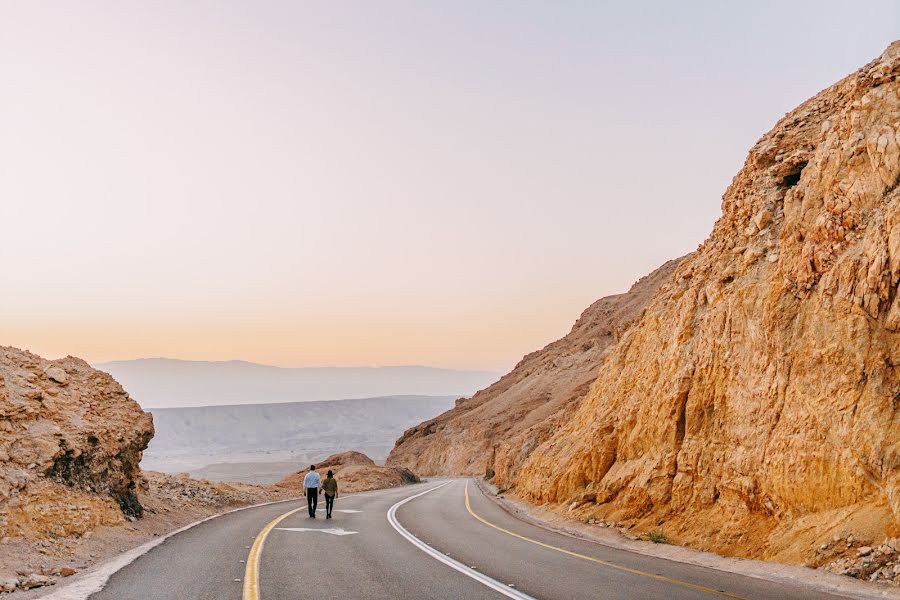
[[302, 465, 338, 518]]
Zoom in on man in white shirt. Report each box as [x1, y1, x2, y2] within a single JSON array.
[[303, 465, 321, 518]]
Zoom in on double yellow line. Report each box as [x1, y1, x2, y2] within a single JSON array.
[[243, 492, 365, 600], [242, 505, 307, 600], [244, 482, 749, 600], [464, 481, 749, 600]]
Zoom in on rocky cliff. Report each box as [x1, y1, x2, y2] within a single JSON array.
[[0, 347, 154, 540], [389, 43, 900, 566], [513, 42, 900, 562], [387, 257, 682, 484]]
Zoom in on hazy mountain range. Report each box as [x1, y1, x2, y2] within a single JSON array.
[[142, 395, 458, 483], [95, 358, 499, 408]]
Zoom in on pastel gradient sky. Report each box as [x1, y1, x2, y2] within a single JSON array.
[[1, 2, 897, 371]]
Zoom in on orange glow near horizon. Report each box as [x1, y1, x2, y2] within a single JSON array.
[[2, 3, 895, 371], [3, 295, 595, 371]]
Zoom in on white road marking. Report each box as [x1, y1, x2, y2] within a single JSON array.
[[39, 495, 308, 600], [386, 482, 536, 600], [276, 527, 358, 536], [335, 509, 362, 513]]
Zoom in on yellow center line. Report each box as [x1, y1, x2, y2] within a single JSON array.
[[242, 505, 306, 600], [241, 490, 371, 600], [464, 481, 750, 600]]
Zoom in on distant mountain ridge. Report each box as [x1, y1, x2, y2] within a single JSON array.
[[142, 394, 458, 480], [94, 358, 499, 408]]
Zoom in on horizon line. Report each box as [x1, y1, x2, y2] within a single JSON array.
[[145, 393, 465, 411], [93, 356, 502, 373]]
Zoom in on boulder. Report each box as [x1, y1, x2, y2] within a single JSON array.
[[0, 576, 18, 593], [19, 573, 52, 590], [0, 347, 154, 543], [44, 366, 68, 385]]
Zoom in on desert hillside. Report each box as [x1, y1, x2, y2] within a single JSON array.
[[392, 42, 900, 573], [517, 43, 900, 564], [387, 258, 682, 484]]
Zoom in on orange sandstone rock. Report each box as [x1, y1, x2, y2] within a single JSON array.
[[0, 346, 154, 540], [516, 42, 900, 562]]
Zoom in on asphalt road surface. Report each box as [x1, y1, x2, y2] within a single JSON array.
[[89, 479, 854, 600]]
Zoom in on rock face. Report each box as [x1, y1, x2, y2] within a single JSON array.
[[513, 43, 900, 561], [315, 450, 376, 468], [277, 451, 419, 493], [387, 258, 683, 485], [0, 347, 154, 540]]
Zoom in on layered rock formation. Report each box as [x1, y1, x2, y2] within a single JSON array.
[[513, 42, 900, 561], [387, 258, 682, 484], [277, 451, 419, 493], [391, 43, 900, 564], [0, 347, 154, 540]]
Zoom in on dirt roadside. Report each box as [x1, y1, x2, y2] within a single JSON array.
[[475, 480, 900, 600]]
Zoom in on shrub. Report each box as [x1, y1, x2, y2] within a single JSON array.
[[648, 530, 668, 544]]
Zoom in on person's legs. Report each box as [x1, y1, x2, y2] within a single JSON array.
[[307, 488, 316, 517], [325, 494, 334, 517], [311, 489, 318, 517]]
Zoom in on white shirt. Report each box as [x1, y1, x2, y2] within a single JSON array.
[[303, 471, 321, 489]]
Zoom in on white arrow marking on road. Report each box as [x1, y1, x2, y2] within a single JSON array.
[[275, 527, 358, 536], [335, 509, 362, 513]]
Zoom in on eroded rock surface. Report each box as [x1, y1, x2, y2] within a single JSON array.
[[0, 347, 154, 541], [387, 258, 682, 486], [514, 42, 900, 562]]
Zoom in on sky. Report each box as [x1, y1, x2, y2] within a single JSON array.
[[1, 2, 897, 372]]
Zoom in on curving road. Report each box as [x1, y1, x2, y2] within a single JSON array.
[[87, 479, 853, 600]]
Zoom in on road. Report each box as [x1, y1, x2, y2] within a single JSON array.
[[88, 479, 853, 600]]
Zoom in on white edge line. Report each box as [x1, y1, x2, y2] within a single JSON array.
[[38, 494, 306, 600], [387, 482, 536, 600], [40, 487, 384, 600]]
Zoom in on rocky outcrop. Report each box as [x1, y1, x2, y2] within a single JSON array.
[[314, 450, 376, 468], [513, 42, 900, 562], [0, 347, 154, 541], [277, 451, 419, 493], [819, 535, 900, 584], [386, 258, 683, 486]]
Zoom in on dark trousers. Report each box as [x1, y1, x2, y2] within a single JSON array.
[[306, 488, 318, 516], [325, 493, 335, 516]]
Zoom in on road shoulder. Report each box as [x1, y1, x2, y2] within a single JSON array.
[[475, 480, 900, 600], [32, 495, 304, 600]]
